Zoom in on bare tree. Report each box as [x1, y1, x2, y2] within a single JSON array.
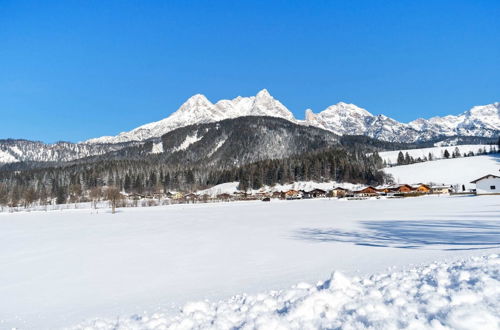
[[106, 186, 123, 214], [69, 184, 83, 206], [23, 187, 37, 208], [89, 187, 102, 210]]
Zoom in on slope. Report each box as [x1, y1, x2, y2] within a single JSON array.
[[384, 154, 500, 190]]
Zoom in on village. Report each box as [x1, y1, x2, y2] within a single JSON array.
[[123, 172, 499, 206]]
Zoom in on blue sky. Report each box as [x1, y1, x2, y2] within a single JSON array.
[[1, 0, 499, 143]]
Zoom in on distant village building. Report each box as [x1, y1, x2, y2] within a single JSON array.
[[308, 189, 327, 198], [331, 187, 348, 197], [272, 191, 284, 199], [470, 174, 500, 195], [412, 184, 431, 193], [355, 186, 379, 197], [429, 185, 450, 194], [285, 189, 301, 199], [392, 184, 413, 193]]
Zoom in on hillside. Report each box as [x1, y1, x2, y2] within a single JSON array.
[[384, 154, 500, 190], [379, 144, 497, 165]]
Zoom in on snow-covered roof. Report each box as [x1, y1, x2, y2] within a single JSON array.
[[470, 174, 500, 184]]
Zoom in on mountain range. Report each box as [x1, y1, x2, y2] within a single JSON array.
[[0, 89, 498, 165], [87, 89, 499, 144]]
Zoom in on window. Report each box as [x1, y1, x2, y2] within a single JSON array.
[[491, 185, 496, 190]]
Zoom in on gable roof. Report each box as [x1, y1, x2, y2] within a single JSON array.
[[470, 174, 500, 184]]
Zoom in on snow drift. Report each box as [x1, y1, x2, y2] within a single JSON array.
[[70, 254, 500, 330]]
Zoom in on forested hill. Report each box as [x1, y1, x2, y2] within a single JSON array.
[[0, 116, 395, 205]]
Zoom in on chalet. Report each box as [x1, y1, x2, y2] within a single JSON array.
[[412, 184, 431, 193], [355, 186, 379, 196], [392, 184, 413, 193], [308, 188, 327, 198], [285, 189, 301, 199], [216, 193, 232, 201], [152, 192, 165, 199], [471, 174, 500, 195], [199, 194, 211, 201], [300, 190, 311, 199], [255, 191, 270, 198], [172, 192, 184, 200], [331, 187, 348, 197], [272, 191, 284, 199], [233, 191, 246, 197], [184, 193, 198, 200], [430, 185, 451, 194]]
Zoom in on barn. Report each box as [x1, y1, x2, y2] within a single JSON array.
[[470, 174, 500, 195]]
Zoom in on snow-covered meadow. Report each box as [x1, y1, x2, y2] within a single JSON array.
[[385, 154, 500, 190], [378, 144, 497, 165], [1, 195, 499, 329]]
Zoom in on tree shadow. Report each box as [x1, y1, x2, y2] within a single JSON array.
[[294, 220, 500, 250]]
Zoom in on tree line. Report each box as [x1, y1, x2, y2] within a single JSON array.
[[0, 146, 387, 209]]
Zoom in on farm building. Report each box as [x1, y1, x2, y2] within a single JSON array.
[[355, 186, 379, 197], [331, 187, 348, 197], [430, 185, 451, 194], [470, 174, 500, 195], [412, 184, 431, 193], [285, 190, 301, 199]]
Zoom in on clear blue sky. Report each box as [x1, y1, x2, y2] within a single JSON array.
[[1, 0, 499, 143]]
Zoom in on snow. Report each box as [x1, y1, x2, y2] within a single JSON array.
[[150, 141, 163, 154], [70, 254, 500, 330], [1, 195, 499, 329], [173, 133, 203, 152], [379, 144, 496, 165], [86, 89, 297, 144], [385, 154, 500, 190], [0, 149, 19, 163], [197, 181, 240, 195], [206, 137, 227, 157], [196, 180, 363, 196], [85, 89, 499, 144]]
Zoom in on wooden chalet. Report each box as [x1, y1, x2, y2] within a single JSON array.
[[413, 184, 431, 193], [392, 184, 413, 193], [216, 193, 232, 201], [285, 189, 301, 199], [355, 186, 379, 196], [308, 188, 327, 198], [331, 187, 348, 197]]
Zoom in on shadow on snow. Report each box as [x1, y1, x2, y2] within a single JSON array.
[[294, 220, 500, 250]]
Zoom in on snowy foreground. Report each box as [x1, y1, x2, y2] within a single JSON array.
[[1, 196, 499, 329], [72, 254, 500, 330]]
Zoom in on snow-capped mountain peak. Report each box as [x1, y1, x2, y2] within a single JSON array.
[[86, 90, 295, 144]]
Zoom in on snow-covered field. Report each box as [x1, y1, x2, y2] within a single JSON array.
[[1, 195, 499, 329], [385, 154, 500, 190], [72, 254, 500, 330], [379, 144, 496, 165]]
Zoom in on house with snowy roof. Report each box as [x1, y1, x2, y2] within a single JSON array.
[[470, 174, 500, 195]]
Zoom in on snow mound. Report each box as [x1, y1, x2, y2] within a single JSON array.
[[69, 254, 500, 329]]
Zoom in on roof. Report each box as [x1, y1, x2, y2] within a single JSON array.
[[470, 174, 500, 184]]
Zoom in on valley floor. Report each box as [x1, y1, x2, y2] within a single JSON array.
[[0, 195, 499, 329]]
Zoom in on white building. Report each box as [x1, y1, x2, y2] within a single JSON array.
[[470, 174, 500, 195]]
